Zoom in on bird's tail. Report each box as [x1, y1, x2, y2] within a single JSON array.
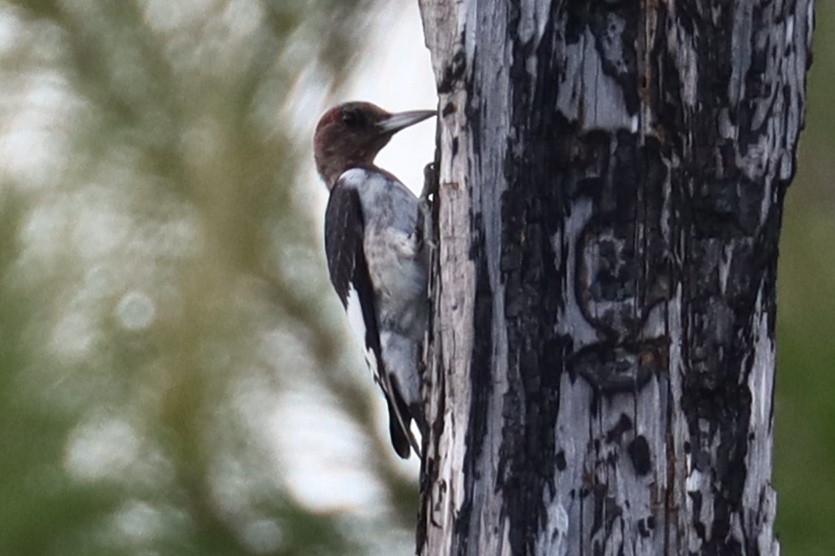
[[387, 390, 421, 459]]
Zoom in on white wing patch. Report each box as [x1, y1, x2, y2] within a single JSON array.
[[345, 286, 379, 381]]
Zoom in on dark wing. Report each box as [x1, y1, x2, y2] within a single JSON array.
[[324, 183, 416, 459]]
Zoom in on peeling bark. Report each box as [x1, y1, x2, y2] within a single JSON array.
[[417, 1, 812, 555]]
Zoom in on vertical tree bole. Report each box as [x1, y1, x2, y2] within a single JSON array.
[[417, 1, 813, 554]]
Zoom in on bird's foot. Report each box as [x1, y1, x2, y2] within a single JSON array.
[[417, 162, 438, 252]]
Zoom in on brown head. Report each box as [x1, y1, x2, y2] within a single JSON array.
[[313, 102, 436, 189]]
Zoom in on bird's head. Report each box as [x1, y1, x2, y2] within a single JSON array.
[[313, 102, 436, 189]]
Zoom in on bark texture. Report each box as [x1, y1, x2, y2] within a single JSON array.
[[417, 1, 813, 554]]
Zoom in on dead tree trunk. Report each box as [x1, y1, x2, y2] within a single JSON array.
[[417, 1, 812, 554]]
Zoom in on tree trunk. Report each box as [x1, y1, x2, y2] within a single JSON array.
[[417, 1, 812, 554]]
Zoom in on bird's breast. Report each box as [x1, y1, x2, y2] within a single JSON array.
[[343, 168, 428, 338]]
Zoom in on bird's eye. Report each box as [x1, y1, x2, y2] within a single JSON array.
[[341, 109, 363, 127]]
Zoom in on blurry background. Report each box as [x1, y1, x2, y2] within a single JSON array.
[[0, 1, 829, 555]]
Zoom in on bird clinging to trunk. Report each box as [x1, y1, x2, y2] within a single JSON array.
[[313, 101, 435, 458]]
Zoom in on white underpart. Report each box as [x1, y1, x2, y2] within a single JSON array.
[[339, 167, 428, 410], [380, 330, 421, 407]]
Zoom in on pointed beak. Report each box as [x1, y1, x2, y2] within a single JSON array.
[[377, 109, 436, 134]]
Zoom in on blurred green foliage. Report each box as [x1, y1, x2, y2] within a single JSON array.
[[0, 1, 416, 554]]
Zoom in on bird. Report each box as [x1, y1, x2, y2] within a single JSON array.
[[313, 101, 435, 458]]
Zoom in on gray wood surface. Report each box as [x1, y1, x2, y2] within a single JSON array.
[[417, 1, 812, 554]]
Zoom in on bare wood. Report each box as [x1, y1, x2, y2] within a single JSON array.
[[417, 1, 813, 554]]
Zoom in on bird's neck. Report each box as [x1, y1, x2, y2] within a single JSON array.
[[325, 160, 395, 190]]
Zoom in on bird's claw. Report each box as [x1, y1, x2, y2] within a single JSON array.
[[418, 162, 438, 252]]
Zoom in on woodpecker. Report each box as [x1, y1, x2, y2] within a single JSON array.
[[314, 102, 435, 458]]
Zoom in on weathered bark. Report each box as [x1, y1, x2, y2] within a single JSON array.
[[417, 1, 812, 555]]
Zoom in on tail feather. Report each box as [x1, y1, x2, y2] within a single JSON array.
[[387, 399, 411, 459], [386, 389, 422, 459]]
